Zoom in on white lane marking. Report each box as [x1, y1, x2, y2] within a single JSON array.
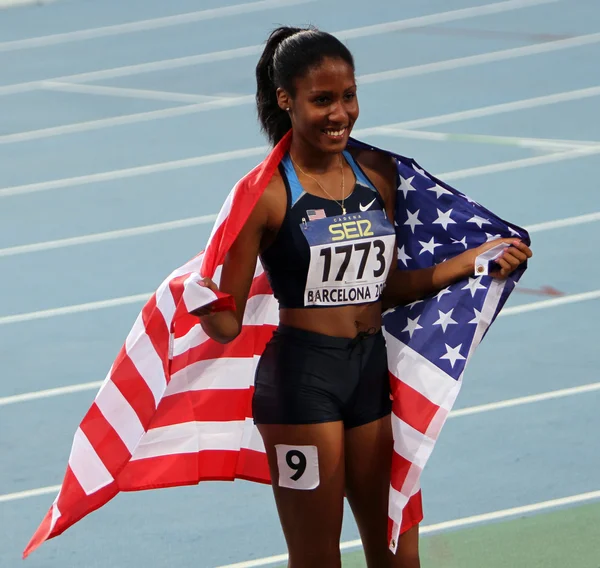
[[218, 491, 600, 567], [4, 31, 599, 146], [439, 146, 600, 181], [367, 128, 597, 151], [0, 382, 103, 406], [0, 485, 62, 503], [359, 32, 600, 84], [0, 0, 559, 94], [0, 0, 56, 7], [0, 214, 218, 257], [2, 83, 599, 197], [360, 85, 600, 132], [527, 212, 600, 233], [500, 290, 600, 316], [448, 382, 600, 418], [41, 81, 228, 104], [1, 205, 597, 260], [0, 293, 152, 326], [1, 285, 598, 328], [0, 145, 270, 198], [0, 0, 313, 52], [0, 95, 255, 144]]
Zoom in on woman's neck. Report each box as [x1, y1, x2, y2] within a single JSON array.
[[288, 136, 343, 175]]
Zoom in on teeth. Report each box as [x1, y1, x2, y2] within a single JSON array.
[[324, 128, 346, 137]]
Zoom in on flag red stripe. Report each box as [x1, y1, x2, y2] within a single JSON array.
[[170, 325, 275, 375], [108, 346, 158, 426], [390, 374, 440, 435], [80, 404, 131, 475], [151, 389, 252, 427]]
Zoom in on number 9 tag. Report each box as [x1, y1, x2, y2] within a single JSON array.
[[275, 444, 319, 490]]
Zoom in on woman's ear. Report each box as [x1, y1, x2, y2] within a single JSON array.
[[276, 88, 291, 112]]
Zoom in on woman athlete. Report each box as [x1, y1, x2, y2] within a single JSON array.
[[196, 27, 532, 568]]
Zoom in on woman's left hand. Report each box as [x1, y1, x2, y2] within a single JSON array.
[[473, 238, 533, 279]]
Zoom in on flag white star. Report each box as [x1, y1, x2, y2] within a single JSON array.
[[451, 236, 468, 249], [432, 208, 456, 230], [398, 176, 417, 198], [433, 309, 458, 332], [427, 183, 451, 199], [485, 233, 502, 242], [419, 237, 442, 255], [402, 315, 423, 339], [435, 286, 452, 302], [405, 299, 423, 309], [397, 245, 412, 267], [404, 210, 422, 233], [509, 227, 521, 237], [440, 343, 466, 368], [462, 276, 487, 297], [412, 164, 430, 178], [469, 308, 482, 325], [467, 215, 490, 228]]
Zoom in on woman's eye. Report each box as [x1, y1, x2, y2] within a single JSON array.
[[344, 92, 356, 100], [314, 97, 329, 105]]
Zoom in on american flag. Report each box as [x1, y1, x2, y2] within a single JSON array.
[[24, 133, 528, 557]]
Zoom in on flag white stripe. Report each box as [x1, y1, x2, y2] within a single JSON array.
[[131, 420, 245, 460], [94, 381, 144, 454], [166, 357, 257, 397], [68, 428, 113, 495], [125, 314, 167, 406], [391, 414, 435, 470], [385, 334, 458, 408]]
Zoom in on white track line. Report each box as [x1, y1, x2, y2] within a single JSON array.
[[0, 95, 255, 144], [0, 214, 218, 257], [0, 145, 270, 198], [41, 82, 228, 104], [0, 0, 559, 94], [0, 485, 62, 503], [1, 286, 597, 328], [448, 382, 600, 418], [440, 146, 600, 181], [0, 205, 597, 260], [2, 82, 600, 198], [4, 32, 600, 145], [360, 85, 600, 133], [0, 293, 152, 326], [500, 290, 600, 316], [369, 128, 597, 151], [0, 0, 313, 52], [359, 32, 600, 84], [0, 381, 103, 406], [526, 212, 600, 233], [0, 0, 56, 7], [218, 491, 600, 568]]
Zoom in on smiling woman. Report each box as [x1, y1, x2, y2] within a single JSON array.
[[194, 26, 531, 568]]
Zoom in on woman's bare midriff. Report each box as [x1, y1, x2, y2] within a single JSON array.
[[279, 301, 382, 338]]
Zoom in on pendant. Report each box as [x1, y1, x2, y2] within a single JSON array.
[[342, 207, 346, 215]]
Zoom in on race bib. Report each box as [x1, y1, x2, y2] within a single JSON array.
[[301, 210, 396, 307]]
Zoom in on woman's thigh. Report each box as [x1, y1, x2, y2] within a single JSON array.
[[257, 421, 346, 568], [344, 415, 421, 568]]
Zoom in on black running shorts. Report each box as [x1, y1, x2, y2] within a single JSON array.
[[252, 324, 392, 428]]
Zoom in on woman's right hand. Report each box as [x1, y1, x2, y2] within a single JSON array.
[[192, 277, 221, 317]]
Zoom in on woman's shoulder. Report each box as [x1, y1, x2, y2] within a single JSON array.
[[348, 146, 397, 196]]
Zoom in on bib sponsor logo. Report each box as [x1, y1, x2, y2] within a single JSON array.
[[301, 210, 396, 307]]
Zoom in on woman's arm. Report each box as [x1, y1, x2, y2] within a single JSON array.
[[193, 190, 271, 344], [382, 239, 532, 309], [353, 149, 532, 310]]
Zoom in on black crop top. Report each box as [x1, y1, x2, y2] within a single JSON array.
[[260, 151, 397, 309]]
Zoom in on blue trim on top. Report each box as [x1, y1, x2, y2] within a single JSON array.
[[281, 154, 305, 206], [342, 150, 377, 192]]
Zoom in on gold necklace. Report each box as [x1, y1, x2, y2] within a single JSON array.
[[290, 153, 346, 215]]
